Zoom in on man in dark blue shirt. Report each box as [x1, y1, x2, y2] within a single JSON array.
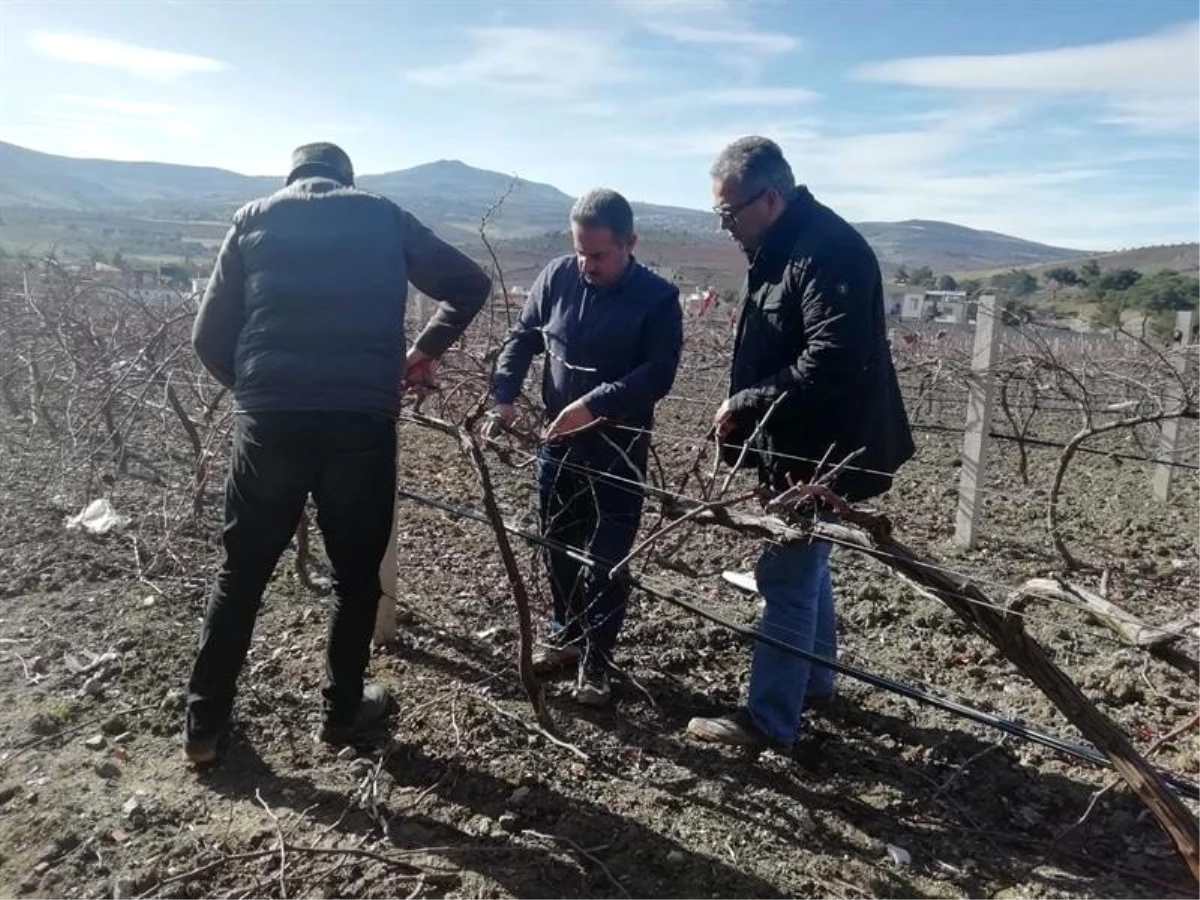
[[488, 189, 683, 705]]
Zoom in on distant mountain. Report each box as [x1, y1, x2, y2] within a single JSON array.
[[950, 242, 1200, 280], [0, 141, 275, 209], [0, 141, 1089, 270], [856, 219, 1084, 273]]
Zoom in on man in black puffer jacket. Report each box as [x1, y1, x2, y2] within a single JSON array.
[[687, 136, 914, 753], [186, 143, 490, 765]]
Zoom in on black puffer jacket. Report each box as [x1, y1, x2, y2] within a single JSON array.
[[192, 177, 490, 416], [725, 187, 914, 502]]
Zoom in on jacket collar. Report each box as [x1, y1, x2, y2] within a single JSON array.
[[748, 186, 815, 280]]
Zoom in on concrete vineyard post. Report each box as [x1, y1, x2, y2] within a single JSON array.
[[955, 294, 1002, 549]]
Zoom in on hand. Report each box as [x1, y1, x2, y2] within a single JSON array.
[[482, 403, 516, 440], [544, 399, 596, 442], [404, 347, 439, 396], [713, 398, 736, 439]]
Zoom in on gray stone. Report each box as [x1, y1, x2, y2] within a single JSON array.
[[84, 735, 107, 751], [83, 677, 104, 697], [95, 761, 121, 780], [113, 875, 136, 899], [160, 689, 185, 712], [666, 850, 687, 866], [102, 716, 128, 736], [113, 732, 134, 745], [509, 786, 532, 805], [121, 797, 144, 825], [336, 746, 356, 761], [498, 812, 520, 833]]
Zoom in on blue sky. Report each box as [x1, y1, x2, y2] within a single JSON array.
[[0, 0, 1197, 250]]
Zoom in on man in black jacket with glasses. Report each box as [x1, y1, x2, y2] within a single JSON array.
[[688, 136, 914, 753]]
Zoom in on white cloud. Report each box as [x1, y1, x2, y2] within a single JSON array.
[[643, 22, 798, 55], [581, 101, 1195, 247], [699, 87, 818, 106], [55, 95, 179, 117], [854, 21, 1199, 135], [856, 21, 1197, 94], [28, 32, 226, 80], [1098, 95, 1200, 134], [615, 0, 734, 15], [406, 27, 643, 96], [546, 87, 818, 119]]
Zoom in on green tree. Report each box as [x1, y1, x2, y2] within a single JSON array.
[[894, 265, 909, 284], [1007, 269, 1038, 297], [1044, 266, 1079, 287], [909, 265, 935, 287], [1080, 259, 1101, 284], [959, 278, 982, 297], [1088, 271, 1193, 335], [110, 250, 126, 271], [936, 274, 958, 291], [1096, 268, 1141, 293], [991, 269, 1037, 297]]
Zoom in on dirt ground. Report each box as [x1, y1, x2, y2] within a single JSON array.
[[0, 323, 1197, 900]]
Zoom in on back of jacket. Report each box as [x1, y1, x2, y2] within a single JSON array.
[[231, 178, 409, 415], [726, 188, 915, 501]]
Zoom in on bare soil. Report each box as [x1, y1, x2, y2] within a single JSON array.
[[0, 323, 1197, 900]]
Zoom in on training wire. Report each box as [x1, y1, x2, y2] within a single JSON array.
[[394, 484, 1200, 802]]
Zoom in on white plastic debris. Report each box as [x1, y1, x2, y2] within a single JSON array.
[[66, 499, 131, 535], [886, 844, 912, 866], [722, 571, 758, 594]]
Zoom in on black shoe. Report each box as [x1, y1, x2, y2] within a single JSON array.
[[183, 729, 228, 767], [573, 652, 611, 706], [317, 684, 393, 746], [803, 693, 835, 715], [532, 636, 581, 676]]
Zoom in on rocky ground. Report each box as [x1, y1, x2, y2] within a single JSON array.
[[0, 326, 1197, 900]]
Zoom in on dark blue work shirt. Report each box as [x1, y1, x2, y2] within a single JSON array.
[[492, 255, 683, 430]]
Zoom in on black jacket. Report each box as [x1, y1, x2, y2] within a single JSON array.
[[725, 187, 914, 502], [192, 177, 490, 416]]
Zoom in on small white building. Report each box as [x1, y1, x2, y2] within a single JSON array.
[[900, 290, 970, 324]]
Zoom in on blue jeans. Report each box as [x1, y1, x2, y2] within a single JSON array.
[[746, 538, 838, 745]]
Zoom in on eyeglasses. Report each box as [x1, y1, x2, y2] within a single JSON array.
[[712, 188, 768, 227]]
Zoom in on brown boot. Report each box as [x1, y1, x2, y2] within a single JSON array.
[[686, 708, 790, 752]]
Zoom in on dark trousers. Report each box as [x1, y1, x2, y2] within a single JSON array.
[[187, 411, 396, 738], [536, 436, 646, 662]]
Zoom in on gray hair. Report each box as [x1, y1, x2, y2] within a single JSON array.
[[570, 188, 635, 244], [710, 136, 795, 198]]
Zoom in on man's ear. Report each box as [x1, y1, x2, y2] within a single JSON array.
[[626, 233, 639, 254]]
